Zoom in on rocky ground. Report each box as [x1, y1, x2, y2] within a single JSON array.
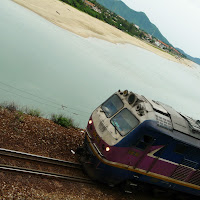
[[0, 107, 168, 199]]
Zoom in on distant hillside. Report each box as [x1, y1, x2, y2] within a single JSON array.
[[95, 0, 170, 45], [176, 48, 200, 65], [95, 0, 200, 66]]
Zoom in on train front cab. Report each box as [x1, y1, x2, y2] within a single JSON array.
[[81, 91, 144, 184]]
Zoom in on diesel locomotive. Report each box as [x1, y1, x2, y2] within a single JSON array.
[[79, 90, 200, 197]]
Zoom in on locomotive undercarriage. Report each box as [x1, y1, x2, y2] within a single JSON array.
[[77, 137, 116, 184]]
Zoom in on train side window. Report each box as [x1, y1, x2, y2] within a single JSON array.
[[135, 135, 154, 150], [174, 144, 188, 154]]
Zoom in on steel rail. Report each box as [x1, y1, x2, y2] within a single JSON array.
[[0, 164, 94, 184], [0, 148, 81, 169]]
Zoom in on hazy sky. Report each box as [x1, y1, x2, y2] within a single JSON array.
[[121, 0, 200, 58]]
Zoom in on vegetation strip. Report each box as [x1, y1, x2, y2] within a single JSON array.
[[60, 0, 186, 58], [0, 148, 81, 169], [0, 164, 94, 184], [0, 101, 78, 128]]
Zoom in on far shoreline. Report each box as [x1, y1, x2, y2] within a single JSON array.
[[13, 0, 195, 68]]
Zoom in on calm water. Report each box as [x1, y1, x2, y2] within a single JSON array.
[[1, 0, 200, 127]]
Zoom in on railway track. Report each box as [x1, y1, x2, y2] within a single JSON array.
[[0, 164, 94, 184], [0, 148, 94, 184], [0, 148, 81, 169]]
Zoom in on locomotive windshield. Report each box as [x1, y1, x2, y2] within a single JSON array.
[[111, 108, 139, 136], [101, 94, 123, 118]]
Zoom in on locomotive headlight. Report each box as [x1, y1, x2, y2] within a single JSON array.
[[123, 90, 128, 96], [105, 147, 110, 152], [88, 119, 93, 125]]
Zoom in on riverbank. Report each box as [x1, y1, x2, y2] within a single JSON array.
[[13, 0, 194, 67]]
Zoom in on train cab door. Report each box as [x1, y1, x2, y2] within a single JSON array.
[[128, 134, 155, 169]]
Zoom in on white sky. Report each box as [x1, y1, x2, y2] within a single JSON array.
[[121, 0, 200, 58]]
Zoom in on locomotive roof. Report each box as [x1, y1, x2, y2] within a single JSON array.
[[135, 93, 200, 147]]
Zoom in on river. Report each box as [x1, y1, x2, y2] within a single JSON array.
[[0, 0, 200, 127]]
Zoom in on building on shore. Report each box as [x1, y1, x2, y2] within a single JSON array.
[[83, 0, 102, 13]]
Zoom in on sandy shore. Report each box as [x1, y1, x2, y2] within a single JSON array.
[[13, 0, 194, 67]]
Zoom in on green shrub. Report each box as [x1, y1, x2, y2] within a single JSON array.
[[26, 108, 42, 117], [51, 114, 74, 128], [0, 102, 18, 112], [15, 111, 24, 122]]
